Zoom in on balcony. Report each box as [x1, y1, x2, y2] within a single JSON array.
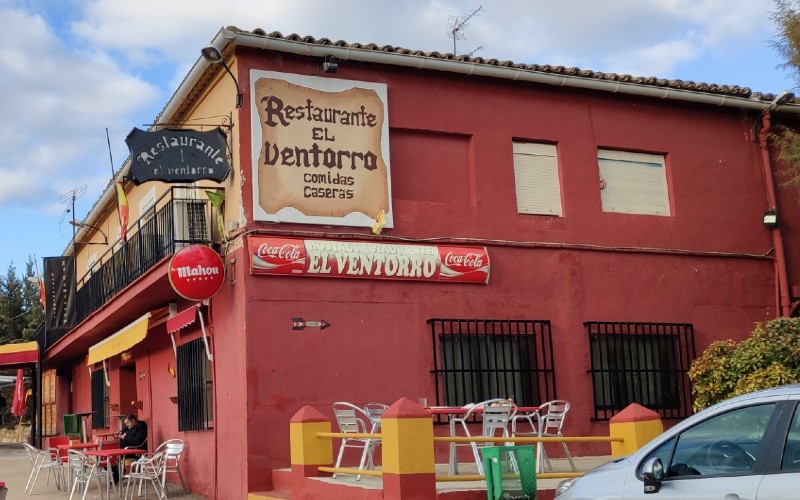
[[41, 187, 222, 351]]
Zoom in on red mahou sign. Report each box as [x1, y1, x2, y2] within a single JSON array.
[[168, 245, 226, 300], [248, 236, 489, 284]]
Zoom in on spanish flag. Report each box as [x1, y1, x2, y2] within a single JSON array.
[[116, 181, 129, 242]]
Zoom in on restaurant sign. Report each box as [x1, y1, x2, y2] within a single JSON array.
[[248, 236, 489, 284], [126, 127, 231, 185], [250, 70, 393, 229], [168, 245, 226, 300]]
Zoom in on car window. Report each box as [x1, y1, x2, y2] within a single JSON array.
[[783, 404, 800, 471], [661, 403, 775, 477]]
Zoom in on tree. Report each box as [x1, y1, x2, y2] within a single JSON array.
[[688, 317, 800, 412], [0, 257, 44, 344], [770, 1, 800, 184]]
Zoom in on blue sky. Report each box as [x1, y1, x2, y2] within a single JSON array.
[[0, 0, 795, 275]]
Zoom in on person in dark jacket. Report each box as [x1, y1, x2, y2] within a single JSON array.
[[112, 413, 148, 482], [115, 413, 148, 450]]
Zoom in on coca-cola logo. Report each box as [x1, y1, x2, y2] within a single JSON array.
[[444, 251, 485, 270], [257, 242, 302, 261]]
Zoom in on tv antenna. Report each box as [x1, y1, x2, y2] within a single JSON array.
[[447, 5, 484, 55], [59, 184, 88, 240]]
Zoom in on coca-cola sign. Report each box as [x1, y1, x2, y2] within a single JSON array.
[[169, 245, 226, 300], [248, 236, 489, 284]]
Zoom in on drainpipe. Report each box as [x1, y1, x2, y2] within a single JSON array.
[[758, 110, 792, 317]]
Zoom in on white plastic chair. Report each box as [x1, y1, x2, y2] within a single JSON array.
[[154, 438, 187, 493], [448, 398, 517, 475], [515, 400, 575, 472], [123, 451, 166, 500], [363, 402, 389, 432], [332, 402, 382, 480], [23, 442, 64, 494]]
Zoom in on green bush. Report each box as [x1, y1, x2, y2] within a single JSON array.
[[689, 317, 800, 412]]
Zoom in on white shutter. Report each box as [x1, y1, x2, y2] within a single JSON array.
[[513, 142, 562, 216], [598, 149, 670, 216], [138, 186, 157, 219]]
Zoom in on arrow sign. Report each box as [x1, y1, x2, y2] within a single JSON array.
[[292, 317, 331, 331]]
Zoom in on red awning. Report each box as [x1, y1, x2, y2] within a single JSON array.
[[167, 306, 198, 334]]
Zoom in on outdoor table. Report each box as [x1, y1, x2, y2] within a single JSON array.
[[83, 448, 144, 498], [74, 411, 94, 442], [426, 405, 539, 415]]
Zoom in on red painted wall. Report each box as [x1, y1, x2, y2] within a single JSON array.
[[232, 47, 783, 482], [48, 44, 799, 499]]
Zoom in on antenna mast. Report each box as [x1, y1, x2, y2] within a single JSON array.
[[59, 184, 88, 242], [447, 5, 484, 55]]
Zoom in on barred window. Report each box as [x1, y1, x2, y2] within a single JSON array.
[[586, 321, 695, 420], [430, 319, 556, 408], [177, 338, 213, 431], [90, 369, 109, 429]]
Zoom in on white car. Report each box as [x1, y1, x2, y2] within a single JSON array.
[[555, 384, 800, 499]]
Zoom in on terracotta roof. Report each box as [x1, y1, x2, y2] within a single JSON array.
[[236, 26, 780, 102]]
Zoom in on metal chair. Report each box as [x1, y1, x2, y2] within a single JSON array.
[[154, 439, 187, 493], [363, 402, 389, 432], [22, 442, 64, 494], [66, 449, 110, 500], [448, 398, 517, 475], [524, 399, 576, 472], [332, 402, 381, 480], [123, 451, 166, 500]]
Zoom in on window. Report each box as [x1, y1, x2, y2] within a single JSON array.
[[512, 142, 562, 216], [587, 321, 695, 420], [597, 149, 670, 215], [645, 404, 775, 477], [783, 404, 800, 471], [90, 369, 109, 429], [177, 338, 213, 431], [430, 319, 556, 408], [41, 369, 57, 436], [138, 186, 157, 219]]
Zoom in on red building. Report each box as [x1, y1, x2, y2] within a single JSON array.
[[31, 26, 800, 498]]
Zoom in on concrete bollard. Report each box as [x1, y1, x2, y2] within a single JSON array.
[[609, 403, 663, 457], [289, 405, 333, 489], [381, 397, 437, 500]]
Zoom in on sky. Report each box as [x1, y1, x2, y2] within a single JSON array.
[[0, 0, 796, 275]]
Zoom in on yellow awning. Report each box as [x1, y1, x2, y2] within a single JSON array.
[[87, 313, 151, 365]]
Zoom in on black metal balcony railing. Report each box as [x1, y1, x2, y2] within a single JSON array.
[[42, 187, 221, 351]]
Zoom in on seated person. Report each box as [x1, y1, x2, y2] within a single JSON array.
[[115, 413, 148, 450], [111, 413, 147, 481]]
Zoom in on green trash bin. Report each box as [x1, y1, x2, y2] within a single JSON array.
[[482, 445, 537, 500], [63, 413, 81, 439]]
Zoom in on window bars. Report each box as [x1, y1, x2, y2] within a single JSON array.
[[177, 338, 214, 431], [586, 321, 695, 420], [429, 318, 556, 411]]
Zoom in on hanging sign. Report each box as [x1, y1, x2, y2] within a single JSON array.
[[248, 236, 489, 284], [126, 127, 231, 184], [43, 256, 77, 332], [168, 245, 225, 300]]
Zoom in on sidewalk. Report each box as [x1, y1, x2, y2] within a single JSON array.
[[0, 445, 206, 500]]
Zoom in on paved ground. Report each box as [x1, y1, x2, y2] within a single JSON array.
[[0, 445, 206, 500], [2, 443, 612, 499]]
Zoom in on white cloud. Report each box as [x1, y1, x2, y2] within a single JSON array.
[[0, 4, 159, 208]]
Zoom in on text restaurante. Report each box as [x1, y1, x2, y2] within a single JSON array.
[[261, 96, 377, 128]]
